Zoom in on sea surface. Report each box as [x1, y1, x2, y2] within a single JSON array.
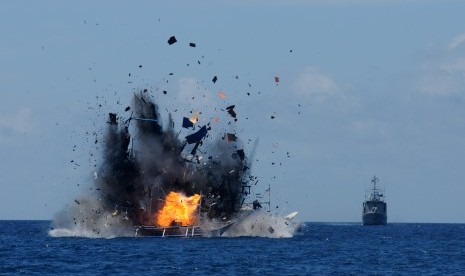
[[1, 221, 464, 275]]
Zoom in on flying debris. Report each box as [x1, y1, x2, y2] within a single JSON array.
[[226, 105, 237, 121], [190, 142, 201, 156], [284, 212, 299, 221], [167, 36, 177, 45], [225, 133, 237, 142], [51, 45, 300, 238], [253, 200, 262, 210], [185, 125, 208, 144], [108, 113, 117, 125], [182, 117, 194, 129], [274, 76, 280, 84]]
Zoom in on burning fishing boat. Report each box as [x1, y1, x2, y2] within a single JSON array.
[[50, 91, 298, 238], [86, 93, 271, 237], [133, 191, 236, 237]]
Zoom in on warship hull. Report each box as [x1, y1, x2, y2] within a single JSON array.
[[362, 212, 387, 225]]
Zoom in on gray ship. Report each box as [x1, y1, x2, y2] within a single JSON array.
[[362, 176, 387, 225]]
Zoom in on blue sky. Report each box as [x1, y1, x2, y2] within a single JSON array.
[[2, 1, 465, 222]]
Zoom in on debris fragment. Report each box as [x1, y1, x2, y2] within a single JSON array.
[[125, 106, 131, 112], [182, 117, 194, 129], [274, 76, 280, 84], [212, 76, 218, 83], [108, 113, 117, 125], [268, 226, 275, 234], [225, 133, 237, 142], [226, 105, 237, 121], [190, 142, 201, 155], [167, 36, 177, 45], [185, 125, 208, 144], [253, 200, 262, 210], [74, 199, 80, 205], [189, 42, 196, 47]]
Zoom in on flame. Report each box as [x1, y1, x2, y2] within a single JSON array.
[[190, 112, 199, 124], [156, 192, 201, 227], [218, 91, 226, 99]]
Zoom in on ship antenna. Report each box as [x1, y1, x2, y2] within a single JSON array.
[[372, 175, 379, 190]]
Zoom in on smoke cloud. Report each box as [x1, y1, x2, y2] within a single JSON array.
[[50, 91, 265, 237]]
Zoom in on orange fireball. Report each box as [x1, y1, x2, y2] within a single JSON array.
[[156, 192, 201, 227]]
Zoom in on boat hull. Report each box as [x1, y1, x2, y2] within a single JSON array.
[[134, 222, 234, 237], [135, 226, 203, 237], [362, 212, 387, 225]]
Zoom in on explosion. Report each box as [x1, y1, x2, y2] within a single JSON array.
[[157, 192, 201, 227], [49, 37, 299, 238], [50, 91, 273, 237]]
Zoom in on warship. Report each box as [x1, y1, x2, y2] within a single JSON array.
[[362, 176, 387, 225]]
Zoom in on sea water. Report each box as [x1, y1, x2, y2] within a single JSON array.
[[1, 221, 464, 275]]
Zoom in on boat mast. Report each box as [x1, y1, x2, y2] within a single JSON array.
[[268, 183, 271, 212]]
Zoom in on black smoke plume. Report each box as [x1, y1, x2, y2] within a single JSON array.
[[93, 92, 251, 226]]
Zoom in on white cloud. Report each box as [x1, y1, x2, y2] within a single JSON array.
[[448, 33, 465, 51], [415, 72, 465, 96], [438, 58, 465, 77], [292, 67, 340, 101], [0, 107, 35, 135], [350, 119, 387, 141], [415, 33, 465, 96]]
